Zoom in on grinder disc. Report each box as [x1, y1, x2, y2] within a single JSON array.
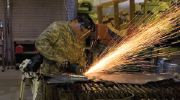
[[76, 66, 85, 75]]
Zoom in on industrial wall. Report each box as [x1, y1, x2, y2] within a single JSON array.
[[0, 0, 4, 55], [0, 0, 4, 29], [11, 0, 68, 41], [9, 0, 77, 65]]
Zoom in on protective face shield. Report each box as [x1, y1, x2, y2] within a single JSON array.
[[71, 22, 91, 39]]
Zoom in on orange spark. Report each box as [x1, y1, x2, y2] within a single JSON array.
[[85, 6, 180, 75]]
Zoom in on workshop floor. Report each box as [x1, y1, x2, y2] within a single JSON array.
[[0, 67, 33, 100]]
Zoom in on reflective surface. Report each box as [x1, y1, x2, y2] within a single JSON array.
[[85, 72, 173, 84], [163, 63, 180, 75]]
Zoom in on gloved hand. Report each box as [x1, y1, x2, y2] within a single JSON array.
[[60, 61, 79, 73], [60, 62, 86, 74], [23, 54, 43, 72]]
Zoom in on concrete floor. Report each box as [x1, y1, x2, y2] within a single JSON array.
[[0, 67, 33, 100]]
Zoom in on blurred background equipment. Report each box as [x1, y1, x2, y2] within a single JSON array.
[[0, 20, 5, 72], [78, 0, 98, 19], [18, 59, 38, 100]]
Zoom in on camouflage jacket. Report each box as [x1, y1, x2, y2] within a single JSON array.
[[35, 21, 86, 73]]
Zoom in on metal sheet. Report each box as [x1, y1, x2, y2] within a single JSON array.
[[45, 74, 90, 85], [44, 72, 174, 85], [85, 72, 174, 84]]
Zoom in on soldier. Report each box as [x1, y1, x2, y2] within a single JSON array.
[[35, 14, 95, 100]]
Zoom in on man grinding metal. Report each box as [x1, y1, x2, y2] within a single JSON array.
[[34, 14, 95, 100]]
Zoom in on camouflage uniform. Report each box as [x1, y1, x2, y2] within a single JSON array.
[[35, 21, 86, 100]]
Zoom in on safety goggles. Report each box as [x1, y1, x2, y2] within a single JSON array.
[[78, 22, 91, 34]]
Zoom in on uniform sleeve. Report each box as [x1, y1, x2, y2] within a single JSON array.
[[77, 49, 86, 67], [35, 22, 67, 64]]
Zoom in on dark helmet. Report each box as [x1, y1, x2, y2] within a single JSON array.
[[76, 14, 95, 31]]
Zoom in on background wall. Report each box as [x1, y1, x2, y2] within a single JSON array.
[[11, 0, 68, 40], [0, 0, 4, 29]]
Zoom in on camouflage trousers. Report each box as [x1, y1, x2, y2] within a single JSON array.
[[35, 58, 61, 100], [35, 79, 59, 100], [35, 80, 83, 100], [35, 58, 82, 100]]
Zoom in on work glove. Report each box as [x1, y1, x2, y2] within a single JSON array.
[[24, 54, 43, 72], [60, 61, 79, 73], [60, 62, 86, 74]]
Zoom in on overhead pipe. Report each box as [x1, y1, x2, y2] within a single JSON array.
[[8, 0, 13, 68]]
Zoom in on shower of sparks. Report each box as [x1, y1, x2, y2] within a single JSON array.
[[85, 5, 180, 75]]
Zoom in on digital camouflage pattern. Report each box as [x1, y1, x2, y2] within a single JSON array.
[[35, 21, 86, 73], [35, 21, 86, 100]]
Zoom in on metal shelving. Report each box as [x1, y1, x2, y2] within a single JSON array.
[[14, 40, 37, 69]]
